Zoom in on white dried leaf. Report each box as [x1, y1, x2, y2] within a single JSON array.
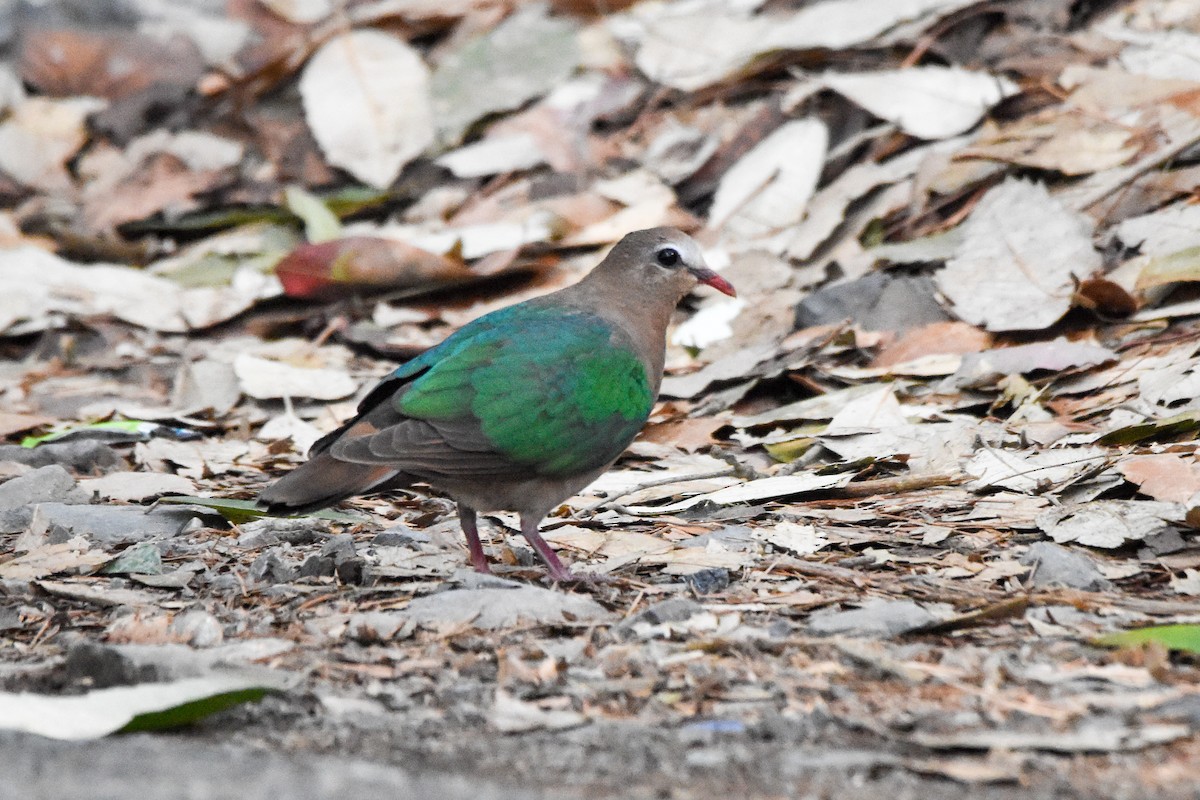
[[361, 215, 560, 260], [256, 411, 324, 453], [786, 139, 963, 260], [0, 247, 271, 335], [0, 538, 109, 581], [822, 67, 1016, 139], [300, 30, 434, 188], [1036, 501, 1182, 548], [627, 472, 853, 515], [1138, 359, 1200, 411], [629, 0, 977, 91], [1112, 203, 1200, 257], [79, 472, 196, 503], [1102, 23, 1200, 82], [259, 0, 333, 24], [0, 97, 104, 191], [911, 723, 1190, 753], [936, 180, 1100, 332], [135, 438, 251, 481], [435, 134, 546, 178], [1170, 569, 1200, 596], [402, 586, 610, 630], [758, 522, 830, 555], [126, 129, 244, 173], [965, 447, 1108, 493], [819, 420, 976, 475], [233, 354, 357, 401], [671, 298, 746, 349], [708, 118, 828, 239], [489, 690, 587, 734], [826, 386, 907, 433], [0, 64, 25, 112]]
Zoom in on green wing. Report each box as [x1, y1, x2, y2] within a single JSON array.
[[394, 304, 654, 477]]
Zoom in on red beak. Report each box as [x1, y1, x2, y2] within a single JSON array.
[[691, 267, 737, 297]]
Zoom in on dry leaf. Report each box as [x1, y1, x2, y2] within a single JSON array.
[[274, 237, 470, 298], [822, 67, 1016, 139], [1117, 454, 1200, 503], [300, 30, 434, 188], [936, 180, 1101, 331], [708, 118, 828, 240]]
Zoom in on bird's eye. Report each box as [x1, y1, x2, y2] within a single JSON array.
[[656, 248, 680, 267]]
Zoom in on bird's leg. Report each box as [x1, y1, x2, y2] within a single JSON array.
[[458, 504, 491, 574], [520, 516, 577, 583]]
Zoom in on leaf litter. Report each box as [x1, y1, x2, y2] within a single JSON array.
[[3, 1, 1200, 798]]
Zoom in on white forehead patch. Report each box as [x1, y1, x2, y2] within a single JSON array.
[[657, 233, 706, 267]]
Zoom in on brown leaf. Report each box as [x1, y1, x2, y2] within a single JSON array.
[[872, 321, 991, 368], [1117, 454, 1200, 503], [20, 29, 204, 100], [82, 152, 223, 232], [639, 417, 727, 453], [0, 411, 53, 439]]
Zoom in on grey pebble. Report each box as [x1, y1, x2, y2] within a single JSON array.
[[1021, 541, 1112, 591], [0, 465, 89, 510]]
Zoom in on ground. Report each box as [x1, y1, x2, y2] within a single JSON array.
[[3, 0, 1200, 797]]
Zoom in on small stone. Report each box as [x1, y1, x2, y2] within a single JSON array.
[[168, 609, 224, 647], [615, 597, 704, 638], [0, 465, 89, 509], [0, 441, 123, 473], [2, 503, 199, 543], [320, 533, 358, 564], [808, 598, 938, 637], [1020, 541, 1111, 591], [335, 558, 367, 585], [372, 526, 428, 547], [237, 517, 328, 548], [1140, 529, 1189, 557], [64, 641, 155, 688], [685, 567, 730, 595], [249, 549, 297, 584], [298, 555, 336, 578], [99, 542, 165, 576]]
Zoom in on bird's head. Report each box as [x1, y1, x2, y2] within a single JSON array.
[[602, 227, 737, 300]]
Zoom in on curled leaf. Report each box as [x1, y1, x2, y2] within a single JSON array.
[[274, 236, 470, 298]]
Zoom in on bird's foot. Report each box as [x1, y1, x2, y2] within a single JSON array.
[[459, 504, 493, 574], [520, 517, 615, 586]]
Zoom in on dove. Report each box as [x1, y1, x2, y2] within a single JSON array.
[[258, 227, 736, 581]]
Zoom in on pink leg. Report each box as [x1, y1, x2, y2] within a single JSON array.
[[521, 516, 579, 583], [459, 504, 491, 574]]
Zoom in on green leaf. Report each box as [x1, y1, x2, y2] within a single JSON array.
[[22, 420, 156, 448], [99, 542, 164, 576], [157, 495, 366, 524], [118, 686, 272, 733], [1095, 624, 1200, 654], [0, 675, 282, 740], [118, 205, 297, 236], [285, 185, 342, 243], [1096, 412, 1200, 446]]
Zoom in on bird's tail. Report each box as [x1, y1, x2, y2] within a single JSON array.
[[257, 454, 402, 516]]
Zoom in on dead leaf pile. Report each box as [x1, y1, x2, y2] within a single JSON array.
[[3, 1, 1200, 796]]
